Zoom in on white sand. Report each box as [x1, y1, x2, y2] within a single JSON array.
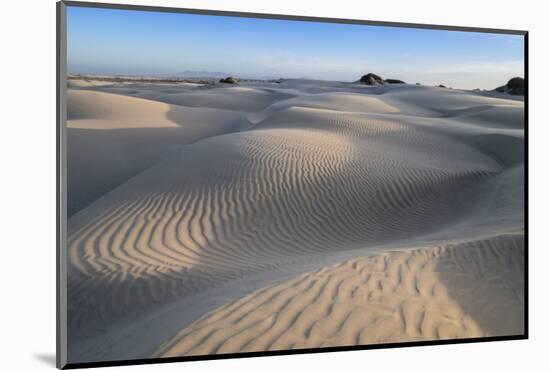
[[66, 79, 524, 362], [67, 90, 250, 215]]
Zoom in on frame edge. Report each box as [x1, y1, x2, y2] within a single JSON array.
[[62, 0, 527, 35], [56, 2, 529, 368], [57, 1, 68, 369]]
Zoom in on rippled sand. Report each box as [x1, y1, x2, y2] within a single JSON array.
[[66, 79, 524, 363]]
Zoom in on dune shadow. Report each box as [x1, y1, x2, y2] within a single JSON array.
[[67, 127, 186, 217], [164, 105, 252, 133], [433, 234, 525, 337]]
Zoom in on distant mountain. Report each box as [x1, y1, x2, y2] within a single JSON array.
[[173, 70, 229, 78], [174, 71, 291, 81]]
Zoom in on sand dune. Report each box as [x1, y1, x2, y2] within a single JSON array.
[[73, 83, 296, 112], [156, 234, 523, 356], [66, 80, 524, 363], [67, 79, 115, 88], [447, 105, 524, 130], [67, 89, 250, 216], [381, 86, 523, 112], [150, 86, 296, 112]]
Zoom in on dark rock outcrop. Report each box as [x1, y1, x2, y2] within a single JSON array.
[[359, 73, 384, 85], [495, 77, 525, 95], [385, 79, 405, 84], [437, 84, 447, 88], [219, 77, 239, 84], [359, 74, 407, 85]]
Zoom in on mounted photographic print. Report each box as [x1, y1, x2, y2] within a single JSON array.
[[56, 1, 527, 368]]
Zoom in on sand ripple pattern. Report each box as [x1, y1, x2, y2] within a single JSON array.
[[67, 106, 504, 339], [155, 234, 524, 356]]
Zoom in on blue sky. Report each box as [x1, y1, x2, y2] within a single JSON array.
[[67, 6, 524, 89]]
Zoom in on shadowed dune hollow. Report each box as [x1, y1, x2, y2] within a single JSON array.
[[65, 79, 524, 363]]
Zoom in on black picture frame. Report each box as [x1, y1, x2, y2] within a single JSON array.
[[56, 1, 529, 368]]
